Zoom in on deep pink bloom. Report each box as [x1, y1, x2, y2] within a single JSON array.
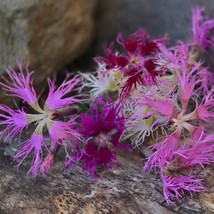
[[159, 128, 214, 171], [95, 29, 164, 99], [162, 175, 205, 205], [0, 61, 38, 109], [191, 7, 214, 51]]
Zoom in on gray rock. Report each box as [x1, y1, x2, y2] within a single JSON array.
[[0, 0, 97, 105]]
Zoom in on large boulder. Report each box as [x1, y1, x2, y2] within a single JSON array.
[[96, 0, 214, 49], [0, 0, 97, 105]]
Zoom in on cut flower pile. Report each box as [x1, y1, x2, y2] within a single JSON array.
[[0, 7, 213, 205]]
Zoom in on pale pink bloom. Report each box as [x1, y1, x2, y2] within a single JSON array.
[[123, 117, 153, 148], [80, 73, 113, 97], [142, 97, 176, 121]]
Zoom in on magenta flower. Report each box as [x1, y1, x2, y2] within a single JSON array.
[[45, 75, 81, 111], [191, 7, 214, 51], [0, 61, 40, 111], [175, 62, 202, 110], [66, 97, 125, 176], [173, 130, 214, 170], [14, 134, 45, 177], [142, 97, 176, 121], [92, 29, 165, 99], [47, 120, 81, 147], [0, 62, 81, 177], [195, 90, 214, 123], [144, 133, 180, 172], [162, 175, 205, 205], [0, 105, 27, 142]]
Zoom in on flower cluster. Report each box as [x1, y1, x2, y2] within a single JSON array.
[[82, 7, 214, 205], [82, 29, 164, 100], [0, 7, 213, 206]]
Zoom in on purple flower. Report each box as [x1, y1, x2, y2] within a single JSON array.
[[66, 97, 125, 176], [173, 129, 214, 169]]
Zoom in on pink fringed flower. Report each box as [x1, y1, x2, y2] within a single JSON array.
[[191, 7, 214, 51], [0, 105, 28, 142], [45, 75, 81, 111], [14, 133, 45, 177], [173, 129, 214, 169], [47, 120, 81, 147], [195, 90, 214, 123], [0, 62, 81, 177], [162, 175, 205, 205], [144, 133, 180, 172], [0, 61, 40, 111]]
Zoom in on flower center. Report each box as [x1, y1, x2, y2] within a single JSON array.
[[94, 133, 112, 148]]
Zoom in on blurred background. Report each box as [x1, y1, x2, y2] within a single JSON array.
[[86, 0, 214, 68], [0, 0, 213, 105]]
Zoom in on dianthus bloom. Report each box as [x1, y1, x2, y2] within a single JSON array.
[[191, 7, 214, 52], [81, 29, 165, 100], [65, 97, 126, 177], [0, 61, 81, 177]]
